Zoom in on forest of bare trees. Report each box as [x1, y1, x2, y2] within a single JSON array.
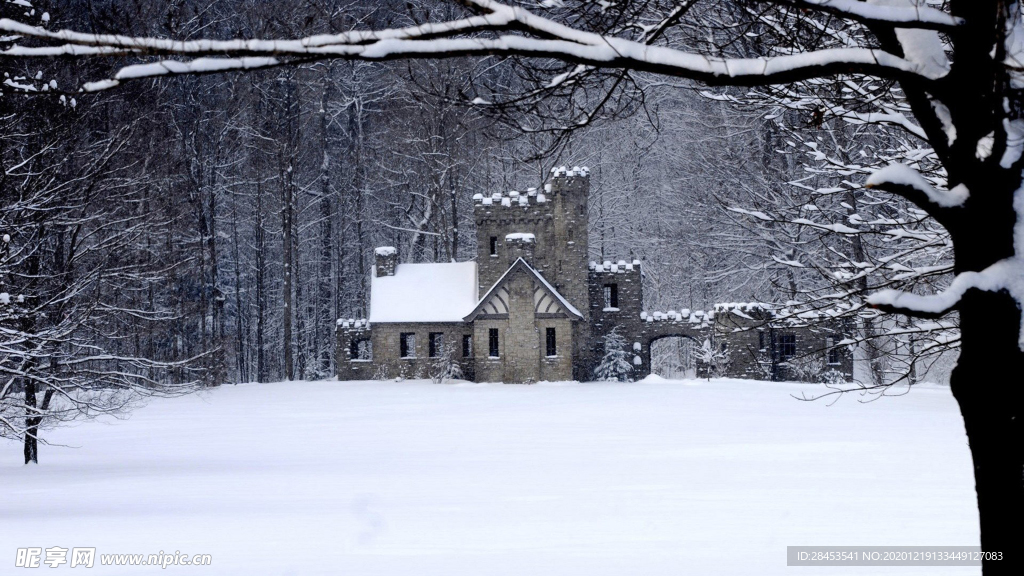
[[2, 0, 966, 461]]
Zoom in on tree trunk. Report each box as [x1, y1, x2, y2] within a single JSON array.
[[282, 164, 294, 381], [255, 179, 266, 383], [947, 166, 1024, 573], [950, 289, 1024, 573], [23, 381, 38, 464], [23, 384, 53, 465]]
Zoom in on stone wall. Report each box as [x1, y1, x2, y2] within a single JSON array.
[[374, 247, 397, 277], [337, 320, 476, 381], [712, 304, 854, 382], [537, 317, 575, 382], [471, 318, 505, 383], [475, 198, 556, 295], [586, 260, 645, 378], [336, 320, 373, 380]]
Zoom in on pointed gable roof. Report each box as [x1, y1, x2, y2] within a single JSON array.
[[464, 258, 583, 321]]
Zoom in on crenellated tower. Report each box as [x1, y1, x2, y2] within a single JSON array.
[[472, 166, 591, 319]]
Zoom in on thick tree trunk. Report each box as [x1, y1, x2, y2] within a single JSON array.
[[951, 289, 1024, 574], [947, 166, 1024, 573]]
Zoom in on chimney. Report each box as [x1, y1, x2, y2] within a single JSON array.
[[505, 233, 536, 265], [374, 246, 398, 277]]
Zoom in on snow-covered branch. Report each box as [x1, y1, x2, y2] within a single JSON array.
[[865, 163, 968, 219], [868, 258, 1024, 334], [0, 0, 953, 91], [782, 0, 962, 30]]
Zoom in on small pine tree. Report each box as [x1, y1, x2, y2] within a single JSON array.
[[431, 341, 464, 384], [594, 327, 634, 382]]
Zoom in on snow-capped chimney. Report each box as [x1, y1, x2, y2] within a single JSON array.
[[374, 246, 398, 277], [505, 233, 535, 265]]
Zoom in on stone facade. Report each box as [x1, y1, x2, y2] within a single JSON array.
[[337, 166, 854, 384], [336, 321, 477, 381]]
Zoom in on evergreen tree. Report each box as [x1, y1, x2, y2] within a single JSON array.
[[594, 327, 633, 382]]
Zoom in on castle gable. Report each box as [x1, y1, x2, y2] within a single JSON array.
[[478, 285, 511, 316], [464, 258, 582, 322]]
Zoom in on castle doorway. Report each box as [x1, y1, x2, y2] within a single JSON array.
[[650, 336, 700, 380]]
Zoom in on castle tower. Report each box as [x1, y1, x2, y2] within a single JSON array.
[[472, 166, 590, 318]]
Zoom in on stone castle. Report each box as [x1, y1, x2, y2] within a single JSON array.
[[337, 167, 852, 383]]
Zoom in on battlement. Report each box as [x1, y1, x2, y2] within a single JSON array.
[[713, 302, 774, 321], [549, 166, 589, 193], [640, 309, 712, 327], [551, 166, 589, 178], [336, 318, 369, 331], [473, 188, 548, 210], [589, 259, 641, 274], [472, 166, 590, 212]]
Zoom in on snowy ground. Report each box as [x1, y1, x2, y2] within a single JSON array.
[[1, 378, 979, 575]]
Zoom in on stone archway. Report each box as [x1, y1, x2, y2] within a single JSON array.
[[620, 312, 713, 380], [649, 334, 703, 380]]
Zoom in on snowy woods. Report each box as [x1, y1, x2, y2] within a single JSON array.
[[3, 0, 1024, 570]]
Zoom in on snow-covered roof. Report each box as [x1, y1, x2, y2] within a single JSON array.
[[369, 261, 478, 323]]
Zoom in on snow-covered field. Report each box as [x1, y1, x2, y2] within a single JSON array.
[[2, 378, 979, 575]]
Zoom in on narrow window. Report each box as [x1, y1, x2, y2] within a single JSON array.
[[462, 334, 473, 358], [350, 338, 372, 361], [758, 330, 766, 351], [603, 283, 619, 309], [428, 332, 443, 358], [489, 236, 498, 256], [400, 332, 416, 358], [826, 337, 841, 365], [780, 334, 796, 361], [546, 327, 557, 357], [488, 328, 500, 358]]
